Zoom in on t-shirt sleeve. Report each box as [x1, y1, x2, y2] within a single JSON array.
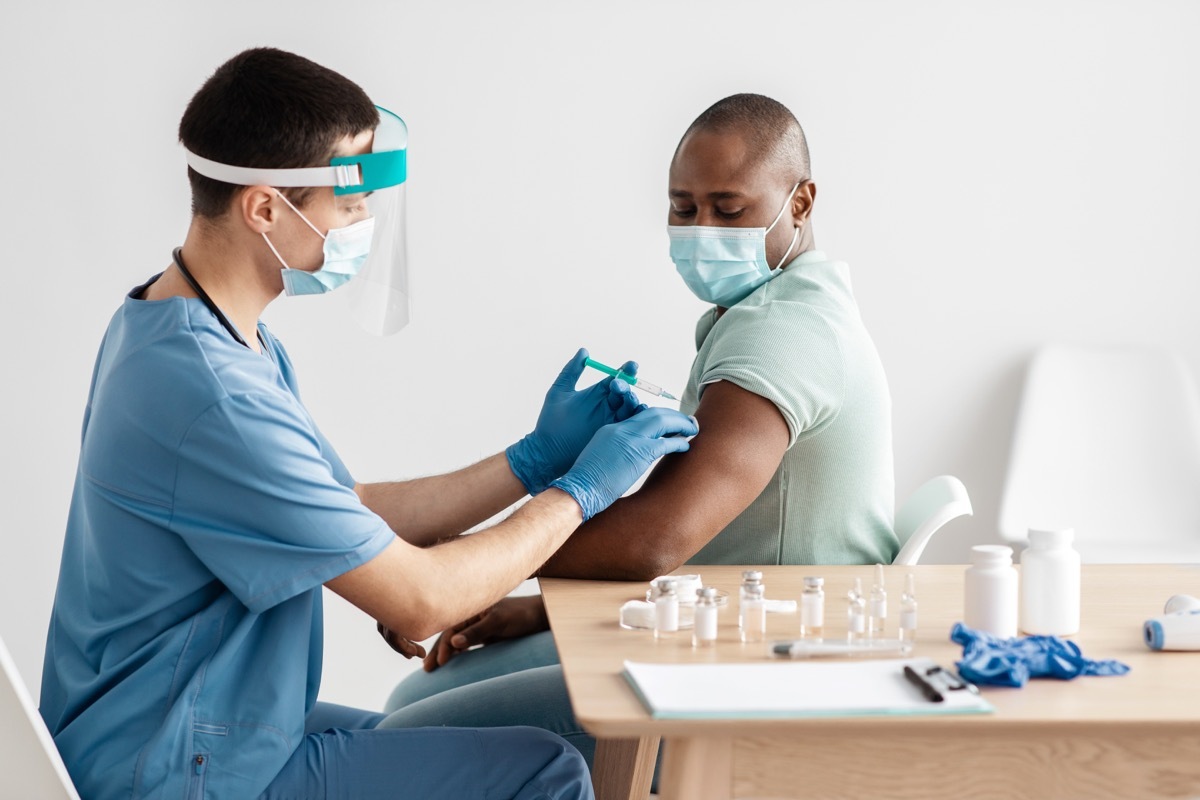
[[697, 303, 845, 447], [170, 391, 394, 613]]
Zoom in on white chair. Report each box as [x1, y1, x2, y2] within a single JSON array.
[[998, 343, 1200, 563], [0, 633, 81, 799], [892, 475, 974, 565]]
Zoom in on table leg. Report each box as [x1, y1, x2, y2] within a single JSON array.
[[592, 736, 660, 800], [659, 736, 732, 800]]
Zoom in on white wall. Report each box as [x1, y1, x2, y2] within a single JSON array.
[[2, 1, 1197, 710]]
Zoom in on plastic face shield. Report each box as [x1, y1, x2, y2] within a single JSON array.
[[184, 106, 411, 335]]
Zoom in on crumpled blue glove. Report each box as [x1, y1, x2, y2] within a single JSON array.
[[950, 622, 1131, 687], [506, 348, 642, 496], [549, 407, 699, 521]]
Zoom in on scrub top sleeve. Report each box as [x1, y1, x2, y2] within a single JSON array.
[[699, 305, 844, 447], [171, 392, 394, 614]]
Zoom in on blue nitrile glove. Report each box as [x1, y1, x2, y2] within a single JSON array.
[[506, 348, 642, 495], [548, 407, 699, 521], [950, 622, 1131, 688]]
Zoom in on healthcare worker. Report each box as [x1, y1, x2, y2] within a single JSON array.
[[38, 47, 697, 800], [379, 93, 896, 774]]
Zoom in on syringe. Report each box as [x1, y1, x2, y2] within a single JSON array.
[[584, 358, 679, 401]]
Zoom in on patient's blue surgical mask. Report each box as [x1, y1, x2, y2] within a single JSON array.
[[669, 183, 801, 307], [263, 190, 375, 296]]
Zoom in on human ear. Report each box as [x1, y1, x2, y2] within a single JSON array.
[[792, 181, 817, 225], [239, 186, 278, 234]]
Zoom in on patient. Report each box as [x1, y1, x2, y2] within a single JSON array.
[[377, 93, 896, 765]]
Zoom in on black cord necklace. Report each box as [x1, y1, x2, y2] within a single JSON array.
[[171, 247, 255, 350]]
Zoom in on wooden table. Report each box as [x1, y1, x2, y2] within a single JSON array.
[[540, 565, 1200, 800]]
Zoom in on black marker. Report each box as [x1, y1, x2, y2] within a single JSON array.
[[903, 665, 944, 702]]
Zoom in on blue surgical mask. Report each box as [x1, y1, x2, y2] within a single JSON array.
[[263, 190, 375, 296], [669, 184, 801, 307]]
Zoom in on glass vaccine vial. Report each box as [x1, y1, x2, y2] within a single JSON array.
[[899, 573, 918, 642], [868, 564, 887, 638], [653, 577, 679, 639], [964, 545, 1018, 638], [846, 577, 866, 642], [693, 586, 720, 648], [738, 570, 764, 631], [740, 583, 766, 643], [800, 577, 825, 639]]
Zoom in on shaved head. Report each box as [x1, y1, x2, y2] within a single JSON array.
[[675, 93, 810, 187]]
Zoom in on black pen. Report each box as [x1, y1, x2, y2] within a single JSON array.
[[903, 665, 944, 702]]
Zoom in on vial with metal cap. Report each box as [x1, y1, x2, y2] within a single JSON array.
[[899, 573, 918, 642], [846, 577, 866, 642], [800, 577, 825, 639], [738, 570, 764, 631], [653, 577, 679, 639], [740, 582, 766, 643], [693, 586, 720, 648], [868, 564, 888, 637]]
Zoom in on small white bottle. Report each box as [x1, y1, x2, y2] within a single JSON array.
[[868, 564, 888, 638], [653, 578, 679, 639], [740, 583, 766, 643], [899, 573, 918, 642], [800, 577, 825, 639], [1020, 527, 1081, 636], [846, 577, 866, 642], [964, 545, 1019, 638], [693, 586, 720, 648], [738, 570, 764, 631]]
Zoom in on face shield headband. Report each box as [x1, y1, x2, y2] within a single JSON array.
[[183, 106, 411, 335]]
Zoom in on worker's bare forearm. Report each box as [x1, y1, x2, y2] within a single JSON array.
[[357, 453, 527, 546]]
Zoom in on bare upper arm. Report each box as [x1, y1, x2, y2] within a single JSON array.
[[537, 379, 790, 579]]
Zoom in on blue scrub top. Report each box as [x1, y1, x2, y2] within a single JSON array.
[[40, 277, 394, 799]]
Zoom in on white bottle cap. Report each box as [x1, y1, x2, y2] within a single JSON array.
[[1028, 527, 1075, 548], [971, 544, 1014, 566]]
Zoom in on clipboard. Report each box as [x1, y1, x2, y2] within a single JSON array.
[[622, 657, 993, 720]]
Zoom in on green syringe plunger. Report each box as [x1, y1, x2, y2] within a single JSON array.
[[584, 358, 678, 401]]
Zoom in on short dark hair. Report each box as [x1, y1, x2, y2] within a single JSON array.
[[678, 93, 811, 184], [179, 47, 380, 218]]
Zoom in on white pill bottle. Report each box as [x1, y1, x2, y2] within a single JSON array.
[[1020, 527, 1081, 636], [964, 545, 1018, 638]]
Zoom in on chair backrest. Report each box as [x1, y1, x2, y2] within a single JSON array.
[[0, 633, 81, 800], [892, 475, 973, 566], [998, 343, 1200, 563]]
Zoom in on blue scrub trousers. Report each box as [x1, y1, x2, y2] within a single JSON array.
[[261, 699, 592, 799], [380, 632, 592, 763]]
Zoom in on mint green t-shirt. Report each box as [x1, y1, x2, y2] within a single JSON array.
[[680, 250, 897, 566]]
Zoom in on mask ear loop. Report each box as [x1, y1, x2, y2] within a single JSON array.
[[766, 183, 802, 270], [262, 188, 329, 269]]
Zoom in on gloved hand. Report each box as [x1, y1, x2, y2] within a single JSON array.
[[507, 348, 642, 495], [549, 407, 699, 521]]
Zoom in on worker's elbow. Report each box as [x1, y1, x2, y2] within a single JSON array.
[[620, 541, 689, 582]]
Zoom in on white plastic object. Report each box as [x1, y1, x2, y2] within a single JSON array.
[[1164, 594, 1200, 614], [1020, 527, 1081, 635], [964, 545, 1018, 638], [999, 344, 1200, 563], [892, 475, 974, 565], [1144, 609, 1200, 651]]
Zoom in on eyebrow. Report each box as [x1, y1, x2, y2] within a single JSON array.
[[669, 190, 746, 200]]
